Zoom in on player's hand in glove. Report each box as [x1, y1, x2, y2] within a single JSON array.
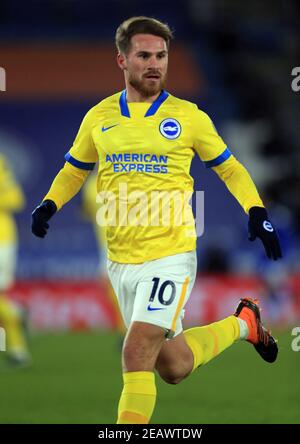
[[248, 206, 282, 260], [31, 199, 57, 238]]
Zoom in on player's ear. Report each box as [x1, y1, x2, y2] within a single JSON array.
[[117, 53, 127, 71]]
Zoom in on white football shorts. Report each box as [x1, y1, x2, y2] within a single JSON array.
[[107, 250, 197, 338], [0, 244, 17, 291]]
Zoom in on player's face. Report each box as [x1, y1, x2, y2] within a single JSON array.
[[120, 34, 168, 98]]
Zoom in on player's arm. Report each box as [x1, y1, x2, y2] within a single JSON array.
[[31, 108, 98, 238], [211, 154, 263, 215], [212, 156, 282, 260], [43, 161, 90, 211], [192, 107, 282, 260]]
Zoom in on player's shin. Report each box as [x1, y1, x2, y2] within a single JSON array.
[[117, 371, 157, 424]]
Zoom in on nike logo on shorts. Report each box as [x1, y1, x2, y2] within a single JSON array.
[[147, 304, 166, 311]]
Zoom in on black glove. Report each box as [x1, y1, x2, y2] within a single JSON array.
[[248, 206, 282, 260], [31, 199, 57, 238]]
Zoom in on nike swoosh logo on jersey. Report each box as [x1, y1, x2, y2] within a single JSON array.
[[147, 304, 166, 311], [102, 124, 118, 132]]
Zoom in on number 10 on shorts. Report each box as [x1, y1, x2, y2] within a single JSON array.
[[149, 277, 176, 307]]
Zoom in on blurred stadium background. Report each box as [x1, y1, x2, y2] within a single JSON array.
[[0, 0, 300, 424]]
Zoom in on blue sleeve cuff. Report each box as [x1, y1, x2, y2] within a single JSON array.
[[203, 147, 232, 168], [64, 152, 96, 171]]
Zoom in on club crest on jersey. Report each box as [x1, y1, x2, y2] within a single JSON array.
[[159, 118, 181, 140]]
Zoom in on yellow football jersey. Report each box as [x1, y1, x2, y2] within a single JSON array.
[[0, 154, 25, 244], [82, 171, 107, 249], [66, 90, 228, 263]]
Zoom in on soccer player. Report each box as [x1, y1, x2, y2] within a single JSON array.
[[31, 17, 282, 423], [0, 154, 31, 367]]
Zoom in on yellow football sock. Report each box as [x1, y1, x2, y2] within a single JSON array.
[[0, 295, 27, 354], [184, 315, 240, 371], [117, 371, 157, 424]]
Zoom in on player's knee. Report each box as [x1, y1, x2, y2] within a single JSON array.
[[161, 375, 182, 385], [122, 341, 141, 364], [122, 336, 163, 371], [157, 367, 189, 385]]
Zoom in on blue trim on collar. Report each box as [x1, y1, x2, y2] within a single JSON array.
[[119, 90, 130, 117], [119, 90, 169, 118], [144, 90, 169, 117]]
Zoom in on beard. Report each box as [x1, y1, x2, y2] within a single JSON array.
[[128, 72, 167, 98]]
